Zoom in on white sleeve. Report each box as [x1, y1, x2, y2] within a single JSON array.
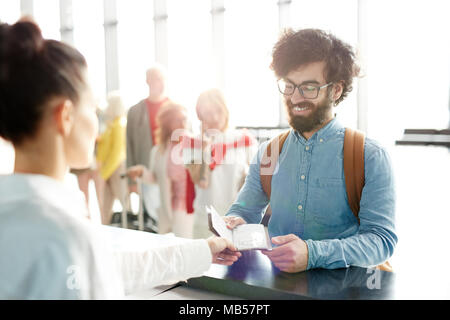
[[113, 239, 212, 295]]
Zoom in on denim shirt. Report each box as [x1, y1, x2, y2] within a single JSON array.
[[226, 118, 397, 270]]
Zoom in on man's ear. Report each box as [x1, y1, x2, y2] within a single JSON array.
[[54, 99, 75, 137], [332, 81, 344, 103]]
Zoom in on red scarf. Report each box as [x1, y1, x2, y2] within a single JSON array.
[[209, 134, 254, 170], [182, 132, 253, 213], [181, 132, 254, 170], [186, 169, 195, 214]]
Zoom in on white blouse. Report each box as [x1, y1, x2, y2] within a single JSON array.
[[0, 174, 212, 299]]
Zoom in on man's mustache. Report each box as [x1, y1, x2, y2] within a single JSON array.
[[286, 100, 315, 111]]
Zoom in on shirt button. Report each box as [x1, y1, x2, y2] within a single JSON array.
[[301, 175, 305, 180], [298, 205, 303, 210], [305, 146, 310, 151]]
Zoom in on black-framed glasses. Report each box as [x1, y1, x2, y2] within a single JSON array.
[[277, 79, 333, 99]]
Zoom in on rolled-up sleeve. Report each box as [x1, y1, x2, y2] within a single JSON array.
[[306, 143, 397, 270]]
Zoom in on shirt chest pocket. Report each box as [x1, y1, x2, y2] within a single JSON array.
[[308, 177, 352, 227]]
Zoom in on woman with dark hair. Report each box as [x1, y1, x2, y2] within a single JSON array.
[[0, 19, 240, 299]]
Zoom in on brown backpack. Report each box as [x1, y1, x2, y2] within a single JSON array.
[[259, 128, 392, 272]]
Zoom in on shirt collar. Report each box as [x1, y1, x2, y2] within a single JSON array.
[[292, 117, 344, 144]]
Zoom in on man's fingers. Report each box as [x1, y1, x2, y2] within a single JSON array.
[[264, 252, 291, 264], [224, 217, 246, 229], [262, 247, 285, 257], [274, 262, 294, 272], [271, 234, 298, 245], [262, 243, 292, 258]]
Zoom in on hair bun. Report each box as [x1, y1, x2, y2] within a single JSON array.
[[0, 23, 9, 61], [5, 18, 44, 61]]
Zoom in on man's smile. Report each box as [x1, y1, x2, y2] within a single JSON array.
[[291, 105, 312, 116]]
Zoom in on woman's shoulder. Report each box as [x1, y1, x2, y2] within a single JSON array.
[[4, 197, 92, 241], [0, 175, 95, 250]]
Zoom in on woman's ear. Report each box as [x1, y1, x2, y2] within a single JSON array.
[[53, 99, 75, 137]]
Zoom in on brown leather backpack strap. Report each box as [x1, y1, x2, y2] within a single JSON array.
[[259, 130, 290, 226], [343, 128, 365, 222], [260, 130, 290, 198], [344, 129, 394, 272]]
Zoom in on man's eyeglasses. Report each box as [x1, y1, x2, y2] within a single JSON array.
[[277, 79, 333, 99]]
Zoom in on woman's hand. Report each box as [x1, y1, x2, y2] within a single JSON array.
[[126, 165, 146, 180], [126, 165, 155, 183], [207, 237, 242, 266]]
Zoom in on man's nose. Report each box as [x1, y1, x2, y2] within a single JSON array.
[[290, 86, 305, 105]]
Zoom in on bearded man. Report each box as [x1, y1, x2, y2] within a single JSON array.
[[224, 28, 397, 273]]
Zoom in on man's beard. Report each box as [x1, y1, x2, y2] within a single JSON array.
[[285, 96, 333, 134]]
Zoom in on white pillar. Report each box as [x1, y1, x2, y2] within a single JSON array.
[[20, 0, 33, 17], [211, 0, 225, 92], [59, 0, 74, 45], [278, 0, 291, 30], [104, 0, 120, 94], [357, 0, 369, 134], [153, 0, 168, 69], [277, 0, 291, 127]]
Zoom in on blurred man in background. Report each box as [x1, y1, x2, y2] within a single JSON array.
[[126, 64, 169, 227]]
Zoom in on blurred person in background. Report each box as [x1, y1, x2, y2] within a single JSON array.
[[127, 102, 195, 238], [185, 89, 257, 239], [0, 19, 240, 299], [69, 106, 104, 220], [126, 64, 169, 227], [96, 91, 127, 225]]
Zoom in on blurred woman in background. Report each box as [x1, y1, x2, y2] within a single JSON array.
[[96, 91, 127, 225], [69, 106, 104, 221], [186, 89, 258, 239], [127, 102, 195, 238]]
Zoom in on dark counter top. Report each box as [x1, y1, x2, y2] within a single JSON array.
[[185, 250, 399, 300]]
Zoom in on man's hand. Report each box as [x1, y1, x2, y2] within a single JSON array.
[[223, 216, 247, 230], [207, 237, 242, 266], [261, 234, 309, 273]]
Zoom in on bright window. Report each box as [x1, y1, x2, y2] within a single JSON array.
[[367, 0, 450, 147], [117, 0, 154, 109], [167, 0, 212, 130], [0, 0, 20, 24], [72, 0, 106, 101], [33, 0, 60, 40], [224, 0, 280, 128]]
